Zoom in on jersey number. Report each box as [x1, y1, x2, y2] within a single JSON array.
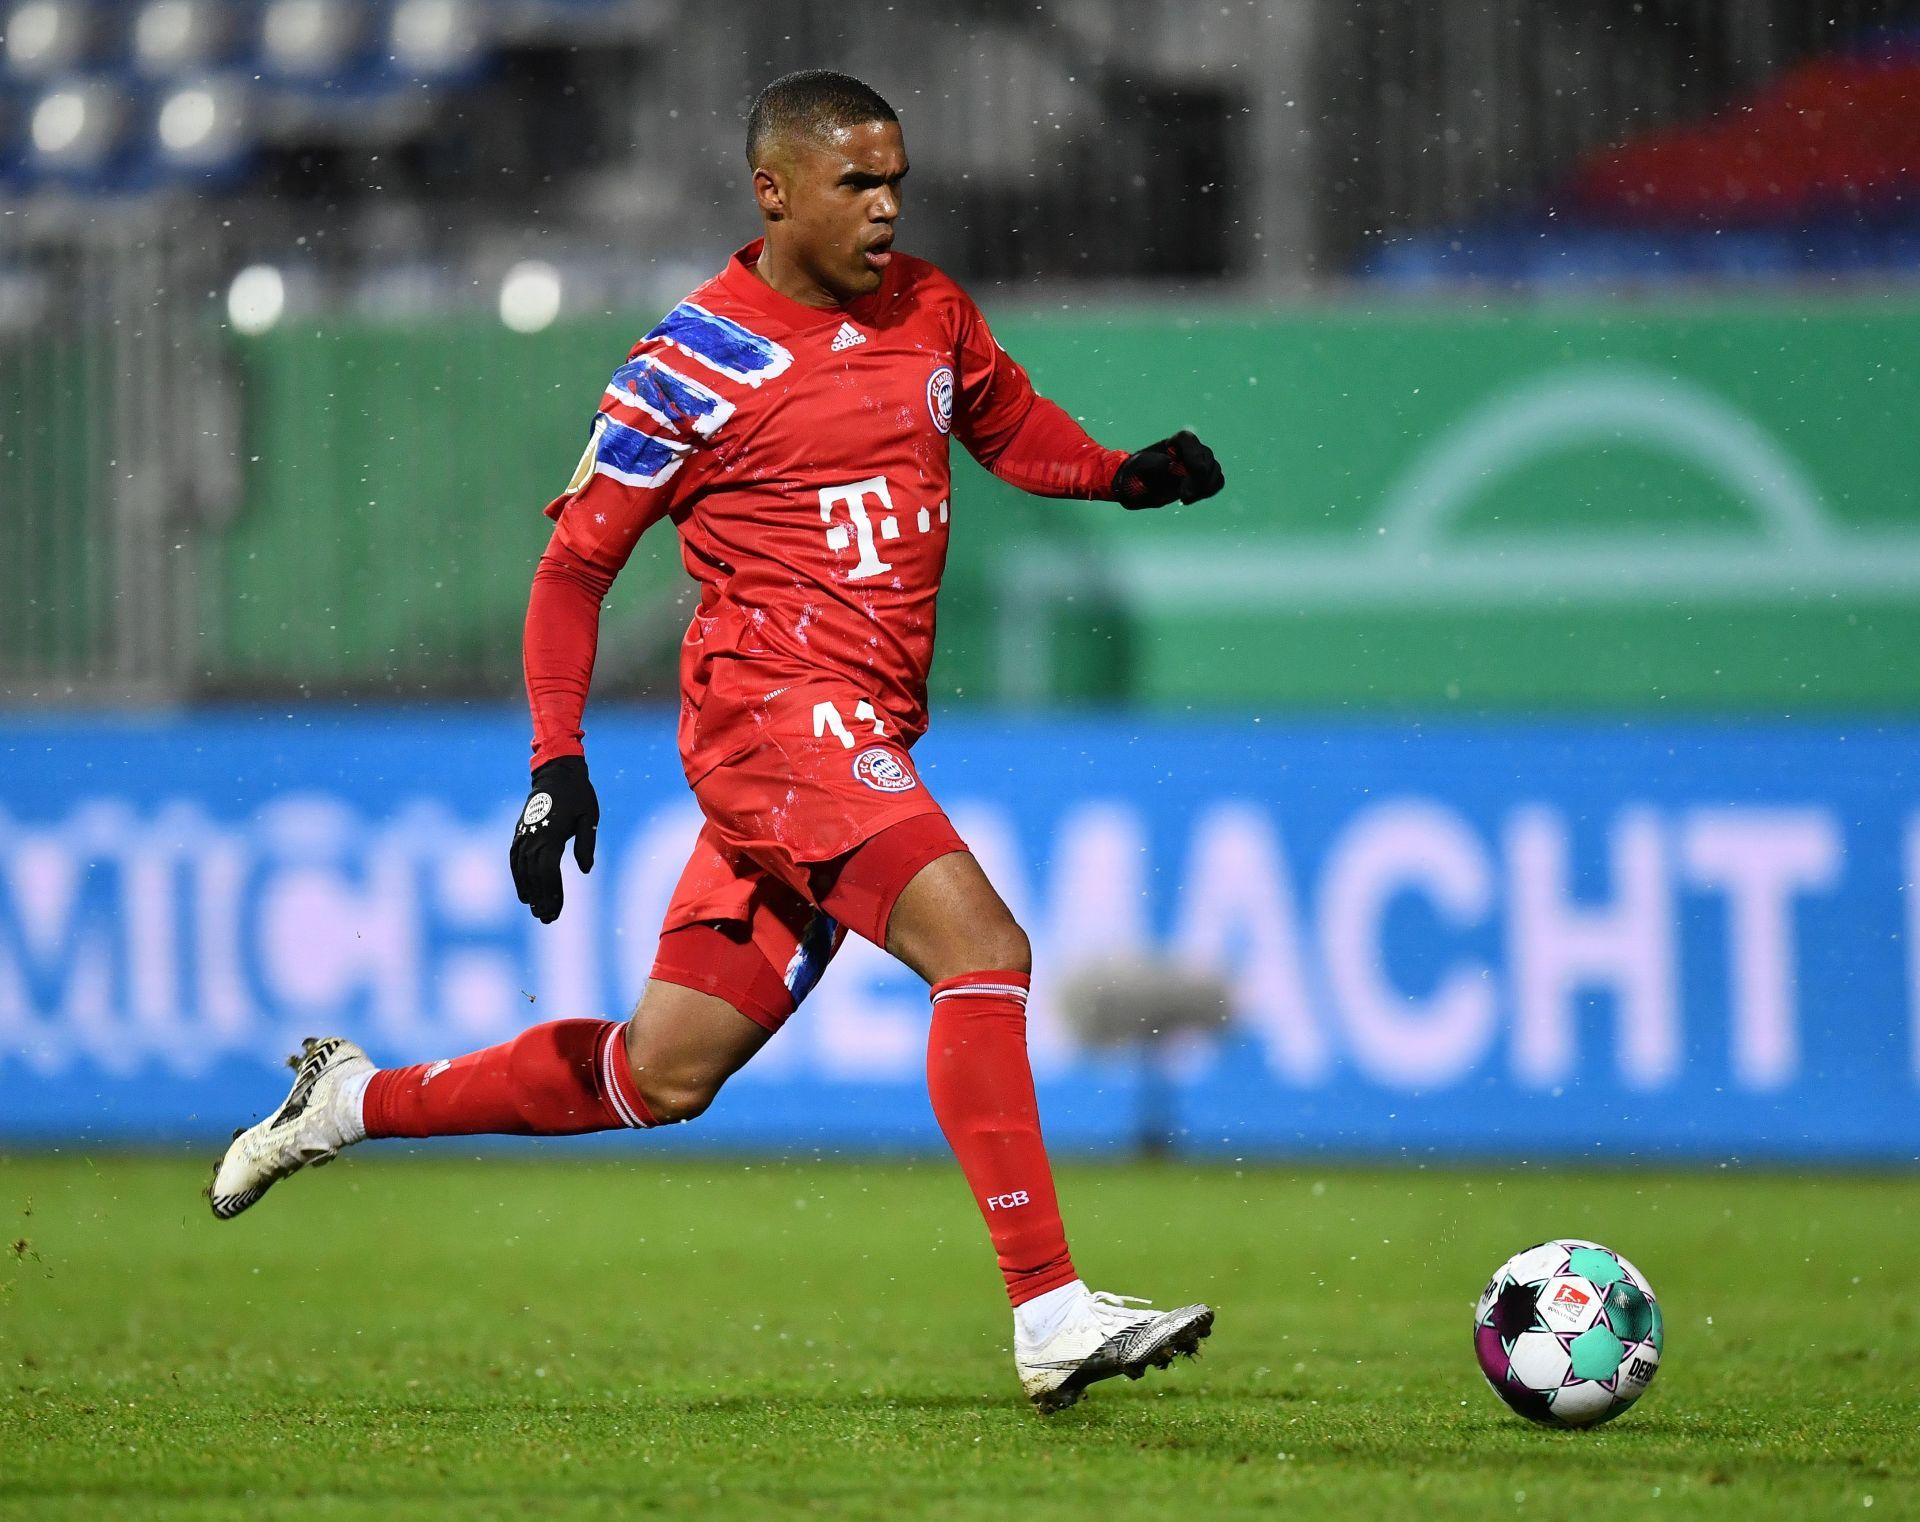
[[812, 699, 888, 749]]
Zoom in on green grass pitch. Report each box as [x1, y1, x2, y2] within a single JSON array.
[[3, 1153, 1915, 1520]]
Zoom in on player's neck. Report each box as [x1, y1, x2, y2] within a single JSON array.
[[753, 238, 847, 310]]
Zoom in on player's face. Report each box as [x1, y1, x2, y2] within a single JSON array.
[[763, 120, 908, 304]]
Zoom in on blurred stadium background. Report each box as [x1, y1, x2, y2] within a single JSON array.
[[4, 0, 1920, 1164]]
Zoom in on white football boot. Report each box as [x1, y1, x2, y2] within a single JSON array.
[[1015, 1285, 1215, 1413], [208, 1036, 373, 1220]]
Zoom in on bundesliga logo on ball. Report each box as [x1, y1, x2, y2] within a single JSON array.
[[1473, 1239, 1664, 1428]]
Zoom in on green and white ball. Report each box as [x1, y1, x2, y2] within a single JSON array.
[[1473, 1238, 1663, 1428]]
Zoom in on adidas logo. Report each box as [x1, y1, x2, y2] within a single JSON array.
[[830, 321, 867, 352]]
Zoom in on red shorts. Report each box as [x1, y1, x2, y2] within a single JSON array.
[[649, 685, 967, 1031]]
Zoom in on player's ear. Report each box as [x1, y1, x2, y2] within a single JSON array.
[[752, 163, 788, 221]]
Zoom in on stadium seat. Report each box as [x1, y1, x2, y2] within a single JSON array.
[[1572, 44, 1920, 225], [0, 89, 26, 190], [3, 0, 92, 80], [386, 0, 486, 83], [1360, 235, 1470, 289], [1361, 31, 1920, 289], [1521, 230, 1687, 287], [0, 0, 661, 198], [1669, 229, 1798, 281], [1361, 228, 1529, 288], [131, 0, 237, 78], [23, 75, 132, 187], [1876, 219, 1920, 271], [151, 73, 251, 184], [257, 0, 370, 82]]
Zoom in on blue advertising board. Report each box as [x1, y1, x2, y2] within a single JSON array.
[[1, 711, 1915, 1161]]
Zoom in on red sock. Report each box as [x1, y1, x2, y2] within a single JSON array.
[[926, 970, 1078, 1307], [363, 1019, 654, 1138]]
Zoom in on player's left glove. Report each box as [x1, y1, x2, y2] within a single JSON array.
[[1112, 430, 1225, 510], [511, 755, 599, 924]]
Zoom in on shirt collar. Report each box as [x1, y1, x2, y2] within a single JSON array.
[[717, 237, 885, 329]]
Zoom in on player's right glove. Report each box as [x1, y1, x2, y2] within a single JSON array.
[[1112, 430, 1226, 510], [510, 755, 599, 924]]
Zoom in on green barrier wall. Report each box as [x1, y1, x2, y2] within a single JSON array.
[[215, 295, 1920, 711], [215, 323, 689, 689], [1, 336, 112, 678]]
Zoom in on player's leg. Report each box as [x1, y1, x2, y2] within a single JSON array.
[[625, 916, 813, 1120], [684, 687, 1211, 1406], [621, 978, 768, 1121], [877, 846, 1031, 983], [683, 724, 1076, 1309], [815, 825, 1213, 1410], [209, 841, 822, 1220], [207, 974, 743, 1220], [849, 846, 1072, 1300], [365, 908, 808, 1136], [361, 967, 772, 1137]]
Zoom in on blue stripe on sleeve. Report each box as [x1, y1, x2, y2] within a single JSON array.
[[645, 301, 793, 387], [591, 416, 688, 489], [607, 354, 735, 438]]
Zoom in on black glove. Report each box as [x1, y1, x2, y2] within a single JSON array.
[[510, 755, 599, 924], [1112, 429, 1226, 510]]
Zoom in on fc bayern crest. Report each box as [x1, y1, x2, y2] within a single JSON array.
[[852, 746, 917, 793], [926, 365, 954, 435]]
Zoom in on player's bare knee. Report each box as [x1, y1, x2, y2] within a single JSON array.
[[652, 1084, 714, 1125], [884, 850, 1034, 982], [901, 913, 1031, 985], [937, 916, 1031, 982], [628, 1062, 719, 1124], [976, 917, 1031, 976]]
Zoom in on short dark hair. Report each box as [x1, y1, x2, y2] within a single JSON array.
[[745, 70, 898, 167]]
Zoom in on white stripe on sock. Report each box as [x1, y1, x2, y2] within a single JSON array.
[[932, 984, 1029, 1004], [599, 1022, 645, 1129]]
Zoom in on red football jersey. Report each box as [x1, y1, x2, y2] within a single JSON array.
[[537, 239, 1124, 779]]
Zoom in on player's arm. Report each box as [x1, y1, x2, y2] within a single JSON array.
[[512, 364, 698, 923], [949, 287, 1224, 509]]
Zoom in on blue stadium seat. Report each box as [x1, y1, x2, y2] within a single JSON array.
[[0, 88, 28, 191], [149, 72, 253, 187], [3, 0, 96, 82], [1362, 211, 1920, 289], [1874, 219, 1920, 271], [1361, 231, 1525, 288], [1518, 229, 1696, 286], [129, 0, 241, 79], [381, 0, 490, 86], [19, 74, 144, 192], [255, 0, 379, 85], [0, 0, 659, 199], [1669, 229, 1798, 281]]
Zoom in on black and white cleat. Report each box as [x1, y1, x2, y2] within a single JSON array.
[[206, 1036, 372, 1221], [1016, 1290, 1215, 1413]]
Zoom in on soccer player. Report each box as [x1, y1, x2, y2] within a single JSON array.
[[212, 69, 1226, 1412]]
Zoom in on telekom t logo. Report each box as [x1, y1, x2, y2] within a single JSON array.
[[818, 475, 897, 581]]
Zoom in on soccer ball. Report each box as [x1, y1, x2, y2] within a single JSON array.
[[1473, 1238, 1663, 1428]]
